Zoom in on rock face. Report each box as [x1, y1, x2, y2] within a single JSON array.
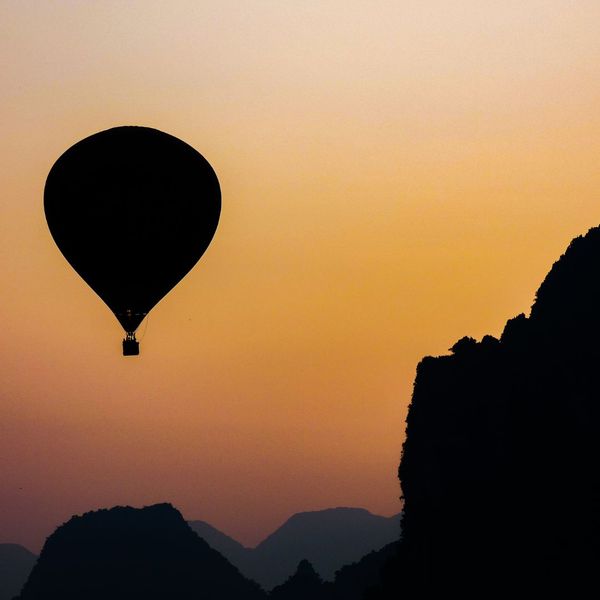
[[16, 503, 265, 600], [190, 508, 401, 590], [0, 544, 37, 600], [394, 226, 600, 598]]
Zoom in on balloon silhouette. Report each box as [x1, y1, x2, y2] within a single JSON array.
[[44, 126, 221, 355]]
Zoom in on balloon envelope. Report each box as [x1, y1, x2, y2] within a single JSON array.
[[44, 126, 221, 338]]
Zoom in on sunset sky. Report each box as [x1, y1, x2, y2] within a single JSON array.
[[2, 1, 600, 552]]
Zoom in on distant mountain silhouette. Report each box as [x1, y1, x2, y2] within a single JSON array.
[[0, 544, 37, 600], [187, 519, 249, 567], [264, 543, 400, 600], [16, 503, 265, 600], [382, 226, 600, 598], [190, 508, 401, 590], [269, 559, 328, 600]]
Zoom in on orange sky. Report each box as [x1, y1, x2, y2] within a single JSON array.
[[1, 1, 600, 552]]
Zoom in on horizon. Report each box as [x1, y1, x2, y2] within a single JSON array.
[[8, 502, 402, 555], [2, 1, 600, 554]]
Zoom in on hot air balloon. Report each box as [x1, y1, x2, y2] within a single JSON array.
[[44, 126, 221, 355]]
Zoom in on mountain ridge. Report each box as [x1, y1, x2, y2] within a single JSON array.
[[189, 506, 401, 589], [15, 503, 265, 600], [6, 506, 401, 597]]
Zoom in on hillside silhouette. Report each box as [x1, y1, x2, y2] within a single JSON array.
[[0, 545, 37, 600], [189, 508, 400, 590], [330, 542, 398, 600], [265, 544, 399, 600], [15, 503, 265, 600], [269, 560, 328, 600], [4, 507, 398, 599], [385, 226, 600, 598]]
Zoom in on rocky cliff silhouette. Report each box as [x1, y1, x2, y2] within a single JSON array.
[[389, 226, 600, 598], [15, 503, 265, 600]]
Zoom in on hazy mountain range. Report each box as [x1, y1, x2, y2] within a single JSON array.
[[189, 507, 401, 589], [14, 504, 265, 600], [0, 545, 37, 600], [1, 506, 400, 599]]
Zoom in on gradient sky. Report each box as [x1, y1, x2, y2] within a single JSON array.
[[1, 1, 600, 552]]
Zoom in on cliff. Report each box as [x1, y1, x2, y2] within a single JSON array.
[[395, 226, 600, 598]]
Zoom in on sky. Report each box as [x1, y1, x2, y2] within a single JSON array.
[[1, 1, 600, 553]]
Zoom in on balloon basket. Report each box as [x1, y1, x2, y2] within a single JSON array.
[[123, 336, 140, 356]]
